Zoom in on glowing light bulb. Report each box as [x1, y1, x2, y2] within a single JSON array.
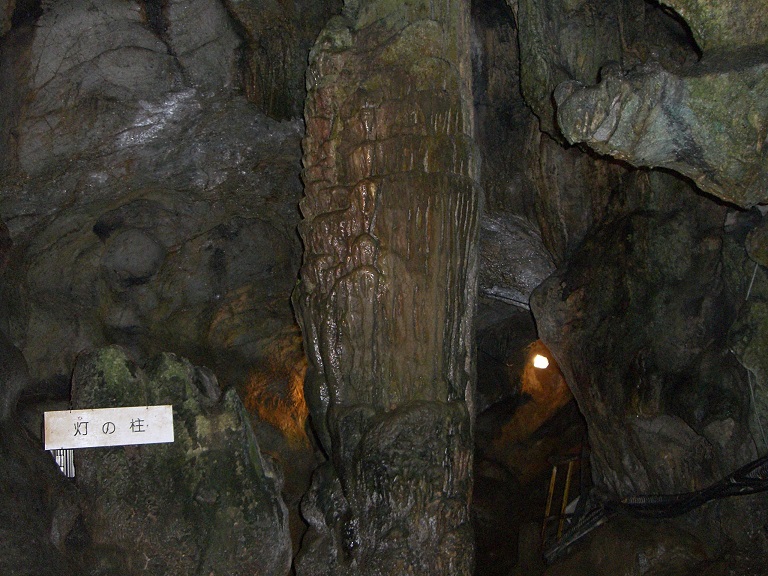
[[532, 354, 549, 369]]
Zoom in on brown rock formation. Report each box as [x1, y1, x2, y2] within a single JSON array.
[[293, 1, 481, 573]]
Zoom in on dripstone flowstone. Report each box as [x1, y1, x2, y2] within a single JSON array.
[[294, 0, 481, 574]]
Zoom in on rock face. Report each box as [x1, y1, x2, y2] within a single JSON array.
[[293, 0, 480, 573], [225, 0, 343, 120], [532, 171, 758, 497], [660, 0, 768, 52], [0, 0, 306, 390], [71, 346, 292, 576], [516, 0, 768, 563], [0, 1, 330, 571], [556, 54, 768, 207], [3, 0, 768, 573], [544, 516, 709, 576], [1, 92, 304, 390], [0, 422, 80, 576], [516, 0, 698, 138]]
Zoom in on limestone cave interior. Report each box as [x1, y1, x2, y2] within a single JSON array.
[[1, 0, 768, 575]]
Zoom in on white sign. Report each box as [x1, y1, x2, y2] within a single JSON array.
[[44, 405, 174, 450]]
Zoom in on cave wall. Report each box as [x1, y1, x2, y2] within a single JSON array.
[[0, 1, 315, 571], [519, 0, 768, 560], [1, 0, 768, 572], [0, 0, 319, 392]]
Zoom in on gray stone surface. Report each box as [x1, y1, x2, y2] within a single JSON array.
[[19, 0, 182, 175], [515, 0, 697, 137], [0, 329, 29, 421], [2, 0, 768, 573], [71, 346, 292, 576], [0, 0, 12, 37], [555, 55, 768, 207], [479, 214, 554, 308], [543, 516, 709, 576], [660, 0, 768, 52], [531, 170, 757, 498], [0, 423, 81, 576], [1, 91, 304, 389], [525, 129, 623, 264], [166, 0, 242, 91]]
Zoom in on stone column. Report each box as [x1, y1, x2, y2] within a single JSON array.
[[294, 1, 481, 574]]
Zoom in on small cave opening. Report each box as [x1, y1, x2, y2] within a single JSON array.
[[472, 304, 589, 576]]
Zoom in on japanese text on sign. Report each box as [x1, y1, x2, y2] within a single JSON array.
[[44, 405, 174, 450]]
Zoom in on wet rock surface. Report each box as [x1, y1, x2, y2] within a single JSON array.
[[0, 0, 316, 398], [293, 0, 480, 573], [532, 171, 756, 497], [517, 0, 698, 137], [1, 89, 304, 389], [0, 422, 80, 576], [543, 516, 710, 576], [659, 0, 768, 52]]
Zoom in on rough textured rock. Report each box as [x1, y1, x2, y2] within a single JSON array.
[[660, 0, 768, 52], [71, 346, 292, 576], [531, 170, 758, 499], [479, 214, 554, 308], [472, 0, 533, 215], [3, 0, 768, 573], [0, 219, 27, 422], [472, 0, 559, 315], [0, 423, 81, 576], [18, 0, 182, 175], [0, 2, 312, 567], [526, 129, 623, 264], [0, 90, 304, 389], [0, 329, 29, 421], [511, 2, 768, 565], [543, 516, 709, 576], [165, 0, 242, 91], [516, 0, 698, 136], [293, 0, 480, 573], [0, 2, 306, 395], [555, 53, 768, 207], [729, 264, 768, 459], [0, 0, 11, 37]]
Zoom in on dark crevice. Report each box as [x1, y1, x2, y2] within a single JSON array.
[[644, 0, 703, 60], [10, 0, 42, 28], [142, 0, 170, 41]]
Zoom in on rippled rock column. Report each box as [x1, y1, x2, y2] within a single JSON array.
[[294, 1, 481, 574]]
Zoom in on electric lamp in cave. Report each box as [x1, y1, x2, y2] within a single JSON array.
[[521, 340, 570, 405], [488, 340, 573, 451], [532, 353, 550, 369]]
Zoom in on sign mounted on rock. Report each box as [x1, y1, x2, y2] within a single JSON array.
[[44, 405, 174, 450]]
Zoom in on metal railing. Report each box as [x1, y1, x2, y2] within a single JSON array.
[[50, 448, 75, 478]]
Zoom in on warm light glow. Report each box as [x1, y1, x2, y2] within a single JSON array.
[[532, 354, 550, 369]]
